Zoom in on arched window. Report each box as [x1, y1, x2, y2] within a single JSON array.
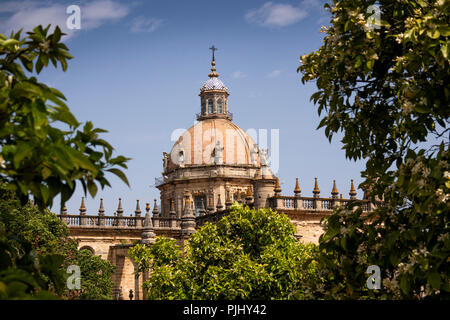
[[201, 101, 206, 115], [217, 99, 223, 113], [79, 246, 95, 255], [208, 99, 213, 114]]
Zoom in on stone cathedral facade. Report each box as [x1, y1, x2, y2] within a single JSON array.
[[57, 54, 378, 300]]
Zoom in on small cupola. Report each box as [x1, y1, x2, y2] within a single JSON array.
[[198, 45, 231, 121]]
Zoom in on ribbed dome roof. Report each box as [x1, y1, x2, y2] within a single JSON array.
[[168, 118, 259, 169], [200, 77, 228, 91]]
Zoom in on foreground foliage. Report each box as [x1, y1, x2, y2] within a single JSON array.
[[0, 182, 115, 299], [298, 0, 449, 299], [130, 204, 320, 300], [0, 24, 126, 299]]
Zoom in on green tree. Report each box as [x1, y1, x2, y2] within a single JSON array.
[[0, 181, 115, 299], [298, 0, 449, 299], [74, 249, 115, 300], [129, 204, 320, 300], [0, 25, 130, 210]]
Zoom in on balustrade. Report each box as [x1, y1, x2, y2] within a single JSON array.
[[268, 195, 375, 213]]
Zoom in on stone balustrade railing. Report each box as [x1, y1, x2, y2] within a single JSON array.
[[59, 214, 145, 227], [269, 195, 374, 212]]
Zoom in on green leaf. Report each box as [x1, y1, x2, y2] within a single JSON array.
[[400, 276, 410, 295], [439, 27, 450, 37], [1, 38, 19, 47], [426, 29, 440, 39], [42, 166, 52, 179], [87, 181, 98, 198], [107, 168, 130, 187], [414, 105, 429, 113], [13, 142, 34, 167], [427, 272, 441, 289], [441, 44, 449, 59]]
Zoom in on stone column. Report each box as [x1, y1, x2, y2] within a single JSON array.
[[169, 199, 177, 229], [312, 178, 321, 210], [60, 203, 68, 224], [98, 198, 105, 226], [349, 179, 357, 200], [117, 198, 125, 226], [134, 200, 142, 228], [294, 178, 302, 210], [225, 189, 233, 209], [79, 197, 87, 226], [152, 199, 160, 228], [141, 202, 156, 245], [331, 180, 339, 209], [181, 191, 196, 239]]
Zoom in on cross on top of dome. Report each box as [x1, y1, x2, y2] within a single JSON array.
[[201, 45, 228, 92], [209, 45, 217, 61]]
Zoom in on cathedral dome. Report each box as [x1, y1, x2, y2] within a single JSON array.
[[201, 77, 228, 91], [167, 118, 260, 169]]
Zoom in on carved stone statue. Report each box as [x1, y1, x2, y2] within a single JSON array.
[[163, 152, 169, 171], [260, 148, 269, 166], [178, 148, 185, 167]]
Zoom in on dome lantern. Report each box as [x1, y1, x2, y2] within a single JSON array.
[[198, 45, 231, 121]]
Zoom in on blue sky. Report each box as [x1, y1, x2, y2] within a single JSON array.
[[1, 0, 367, 215]]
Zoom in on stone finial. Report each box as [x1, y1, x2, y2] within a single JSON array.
[[143, 209, 153, 229], [225, 189, 233, 208], [349, 179, 357, 199], [245, 188, 254, 206], [331, 180, 339, 198], [216, 194, 223, 210], [200, 198, 207, 215], [141, 200, 156, 244], [98, 198, 105, 216], [340, 193, 343, 199], [245, 187, 252, 199], [169, 199, 176, 214], [117, 198, 123, 216], [274, 177, 282, 194], [79, 197, 86, 215], [61, 203, 67, 215], [294, 178, 301, 195], [184, 191, 191, 207], [152, 199, 159, 215], [313, 177, 320, 197], [135, 199, 141, 217], [181, 191, 196, 238], [207, 194, 214, 211]]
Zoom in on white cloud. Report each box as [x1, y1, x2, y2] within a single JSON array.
[[267, 69, 281, 78], [245, 2, 307, 27], [0, 0, 130, 39], [130, 16, 163, 33], [81, 0, 130, 29], [232, 71, 246, 79]]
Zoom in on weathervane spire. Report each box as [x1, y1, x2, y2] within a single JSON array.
[[208, 45, 219, 78]]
